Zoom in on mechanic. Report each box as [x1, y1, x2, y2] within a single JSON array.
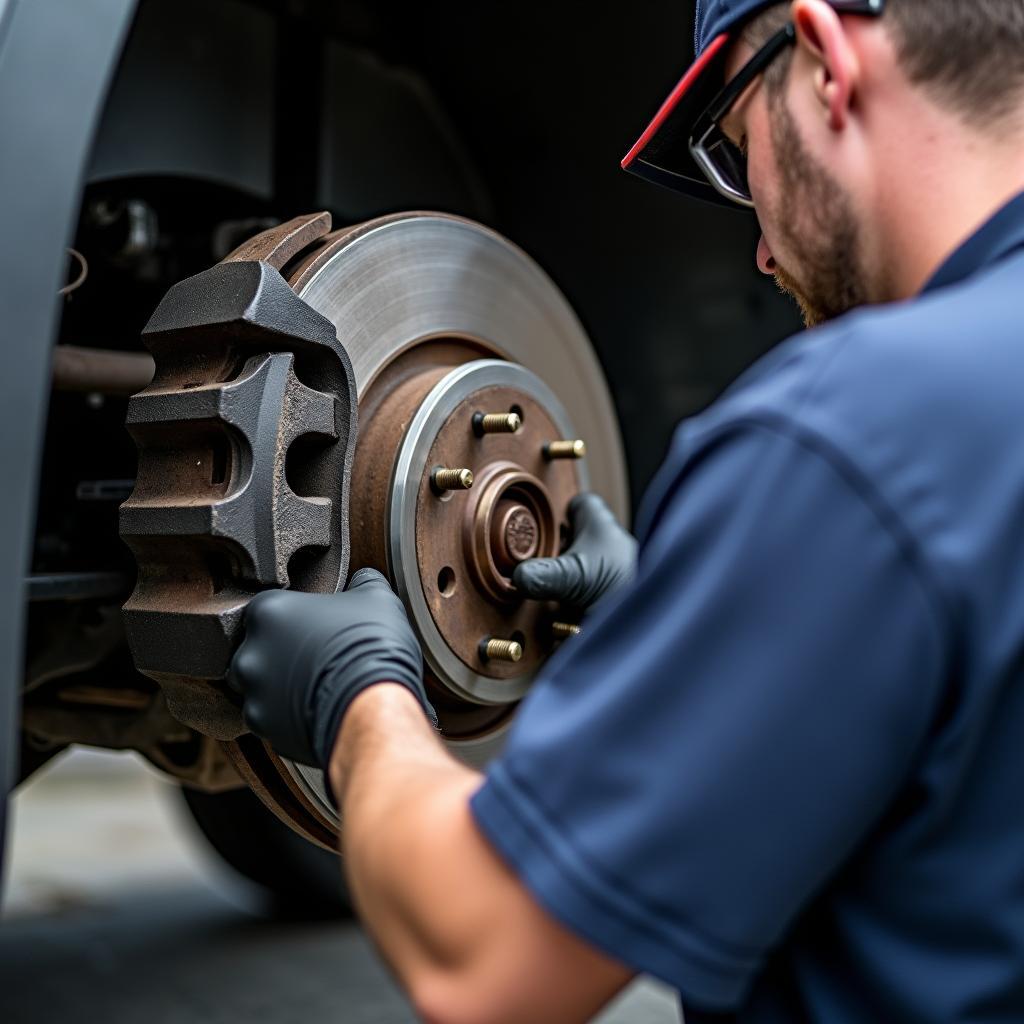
[[231, 0, 1024, 1020]]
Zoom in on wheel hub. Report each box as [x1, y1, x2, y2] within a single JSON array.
[[391, 360, 587, 705]]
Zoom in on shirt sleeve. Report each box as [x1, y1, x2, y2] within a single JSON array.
[[469, 419, 948, 1011]]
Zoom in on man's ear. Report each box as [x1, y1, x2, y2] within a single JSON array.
[[791, 0, 860, 131]]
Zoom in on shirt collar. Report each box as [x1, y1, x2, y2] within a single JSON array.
[[924, 190, 1024, 294]]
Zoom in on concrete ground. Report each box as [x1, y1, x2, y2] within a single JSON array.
[[0, 749, 680, 1023]]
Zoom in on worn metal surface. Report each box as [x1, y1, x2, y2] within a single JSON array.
[[223, 211, 333, 271], [222, 734, 337, 852], [117, 209, 360, 839], [270, 219, 627, 825], [332, 340, 514, 747], [407, 366, 584, 698], [293, 214, 628, 519], [120, 213, 359, 742]]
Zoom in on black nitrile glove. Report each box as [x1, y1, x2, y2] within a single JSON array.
[[513, 493, 637, 610], [230, 568, 434, 769]]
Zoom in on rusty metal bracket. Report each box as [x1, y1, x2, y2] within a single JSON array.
[[120, 219, 357, 740]]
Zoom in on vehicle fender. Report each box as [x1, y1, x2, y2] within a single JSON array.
[[0, 0, 138, 867]]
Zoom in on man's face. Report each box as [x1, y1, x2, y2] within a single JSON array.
[[723, 40, 871, 327]]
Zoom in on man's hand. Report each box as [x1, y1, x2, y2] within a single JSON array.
[[513, 493, 637, 609], [229, 568, 433, 768]]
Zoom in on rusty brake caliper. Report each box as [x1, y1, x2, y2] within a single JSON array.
[[120, 215, 356, 847]]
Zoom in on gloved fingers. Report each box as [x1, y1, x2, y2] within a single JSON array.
[[346, 567, 411, 622], [568, 491, 604, 519], [513, 555, 584, 601], [227, 639, 260, 695], [240, 696, 266, 736], [244, 587, 300, 640], [346, 567, 389, 591], [567, 492, 618, 539], [231, 589, 304, 696]]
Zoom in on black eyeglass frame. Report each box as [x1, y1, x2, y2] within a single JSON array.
[[689, 0, 886, 208]]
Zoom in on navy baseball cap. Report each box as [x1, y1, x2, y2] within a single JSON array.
[[621, 0, 880, 205]]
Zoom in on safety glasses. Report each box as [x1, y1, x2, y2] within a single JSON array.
[[690, 23, 795, 207], [621, 0, 885, 208]]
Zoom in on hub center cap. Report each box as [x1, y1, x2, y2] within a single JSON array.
[[497, 503, 540, 565], [465, 462, 554, 603]]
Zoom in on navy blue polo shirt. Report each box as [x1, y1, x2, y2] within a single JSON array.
[[471, 192, 1024, 1021]]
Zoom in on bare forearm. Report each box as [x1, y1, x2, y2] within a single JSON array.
[[329, 685, 485, 983], [327, 685, 632, 1024]]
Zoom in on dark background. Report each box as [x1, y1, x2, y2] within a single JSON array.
[[81, 0, 802, 506]]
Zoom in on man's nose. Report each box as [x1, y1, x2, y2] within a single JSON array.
[[757, 234, 777, 276]]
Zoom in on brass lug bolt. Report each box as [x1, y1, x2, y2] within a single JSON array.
[[544, 439, 586, 461], [473, 411, 523, 436], [431, 467, 474, 493], [552, 622, 582, 640], [480, 637, 524, 664]]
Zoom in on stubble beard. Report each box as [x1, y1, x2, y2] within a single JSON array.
[[767, 96, 870, 328]]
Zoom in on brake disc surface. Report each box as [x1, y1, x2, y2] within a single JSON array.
[[294, 214, 628, 509], [277, 214, 629, 826]]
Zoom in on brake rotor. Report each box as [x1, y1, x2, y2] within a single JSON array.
[[124, 212, 628, 847]]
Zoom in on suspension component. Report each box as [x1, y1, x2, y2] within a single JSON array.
[[51, 345, 155, 396]]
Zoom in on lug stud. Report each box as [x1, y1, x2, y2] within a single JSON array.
[[432, 467, 474, 493], [473, 411, 522, 436], [552, 622, 582, 639], [480, 637, 524, 663], [544, 439, 587, 460]]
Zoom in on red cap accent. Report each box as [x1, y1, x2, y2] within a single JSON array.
[[621, 33, 732, 169]]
